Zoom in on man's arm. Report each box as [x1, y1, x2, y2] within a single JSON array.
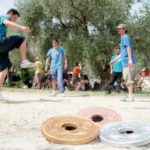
[[110, 54, 121, 65], [3, 20, 31, 32], [64, 55, 67, 69], [126, 46, 133, 65], [123, 36, 134, 66], [45, 57, 50, 72]]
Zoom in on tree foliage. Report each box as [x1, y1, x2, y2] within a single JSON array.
[[14, 0, 150, 78], [129, 5, 150, 69]]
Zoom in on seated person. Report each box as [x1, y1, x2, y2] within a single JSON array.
[[73, 62, 80, 84], [64, 72, 75, 91], [76, 74, 90, 91]]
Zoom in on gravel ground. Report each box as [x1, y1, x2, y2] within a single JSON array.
[[0, 89, 150, 150]]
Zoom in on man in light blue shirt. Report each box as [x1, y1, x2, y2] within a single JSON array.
[[45, 38, 67, 96], [105, 49, 122, 94], [113, 24, 136, 102]]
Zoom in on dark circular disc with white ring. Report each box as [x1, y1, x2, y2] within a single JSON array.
[[100, 121, 150, 147], [76, 107, 122, 128], [41, 116, 99, 145]]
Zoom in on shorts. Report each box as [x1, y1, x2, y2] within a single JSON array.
[[123, 65, 136, 85], [0, 35, 25, 72], [48, 74, 52, 81], [50, 66, 63, 80], [0, 52, 12, 72]]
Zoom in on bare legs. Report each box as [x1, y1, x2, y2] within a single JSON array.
[[0, 69, 8, 100], [19, 39, 34, 68], [33, 73, 41, 89], [127, 83, 133, 96], [18, 40, 27, 61], [0, 68, 8, 88], [52, 80, 57, 91]]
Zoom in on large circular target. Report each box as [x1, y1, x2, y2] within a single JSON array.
[[41, 116, 99, 145]]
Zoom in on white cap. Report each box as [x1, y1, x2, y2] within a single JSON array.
[[116, 24, 127, 30]]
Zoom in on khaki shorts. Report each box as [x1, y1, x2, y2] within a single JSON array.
[[123, 65, 136, 85]]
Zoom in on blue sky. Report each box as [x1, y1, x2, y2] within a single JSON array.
[[0, 0, 15, 15]]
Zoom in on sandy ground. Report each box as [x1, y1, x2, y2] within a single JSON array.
[[0, 89, 150, 150]]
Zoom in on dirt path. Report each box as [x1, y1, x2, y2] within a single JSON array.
[[0, 90, 150, 150]]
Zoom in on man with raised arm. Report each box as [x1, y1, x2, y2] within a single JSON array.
[[0, 8, 34, 100]]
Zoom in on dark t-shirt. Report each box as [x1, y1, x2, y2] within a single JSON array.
[[63, 72, 69, 80], [0, 15, 8, 38], [0, 15, 11, 71]]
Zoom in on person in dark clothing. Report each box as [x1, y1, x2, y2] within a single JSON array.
[[77, 74, 90, 91], [0, 8, 34, 100], [105, 49, 122, 94]]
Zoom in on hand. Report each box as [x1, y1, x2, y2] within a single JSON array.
[[128, 60, 134, 67], [110, 61, 115, 65], [22, 26, 32, 33]]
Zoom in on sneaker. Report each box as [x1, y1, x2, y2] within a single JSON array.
[[126, 97, 134, 102], [20, 59, 35, 68], [121, 96, 134, 102], [49, 91, 56, 97], [57, 93, 65, 97]]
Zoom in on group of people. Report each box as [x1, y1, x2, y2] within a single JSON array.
[[33, 55, 90, 93], [63, 64, 90, 92], [0, 9, 136, 101]]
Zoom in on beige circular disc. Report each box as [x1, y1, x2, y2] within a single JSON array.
[[41, 116, 99, 145], [77, 107, 122, 128]]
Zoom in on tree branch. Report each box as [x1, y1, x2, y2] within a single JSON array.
[[69, 0, 87, 23], [57, 16, 67, 28]]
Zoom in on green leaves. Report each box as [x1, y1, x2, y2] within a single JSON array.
[[15, 0, 150, 78]]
